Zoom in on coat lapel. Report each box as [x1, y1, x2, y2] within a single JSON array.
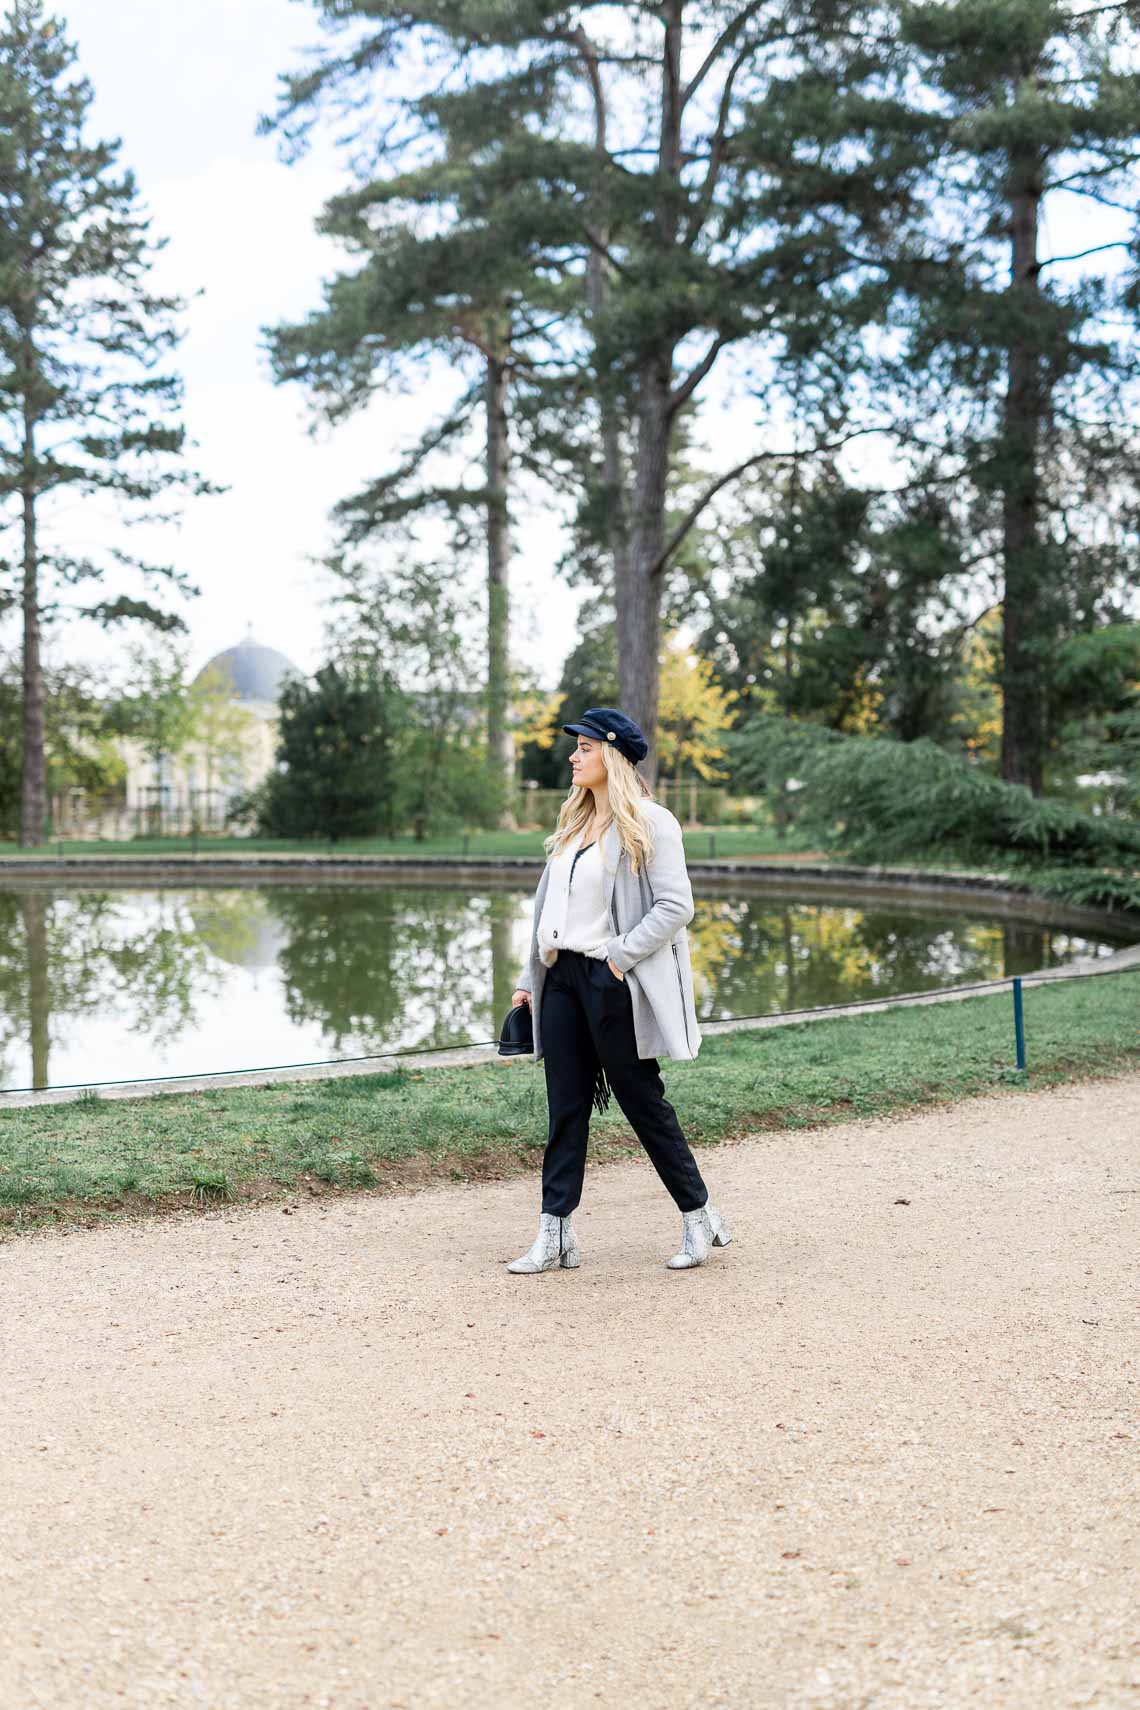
[[601, 818, 621, 915]]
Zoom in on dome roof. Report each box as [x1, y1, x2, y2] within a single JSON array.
[[194, 637, 301, 705]]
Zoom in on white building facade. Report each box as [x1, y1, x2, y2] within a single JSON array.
[[52, 637, 301, 839]]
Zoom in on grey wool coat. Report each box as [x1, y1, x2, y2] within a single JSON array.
[[516, 799, 703, 1064]]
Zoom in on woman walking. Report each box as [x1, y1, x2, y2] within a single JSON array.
[[507, 706, 731, 1274]]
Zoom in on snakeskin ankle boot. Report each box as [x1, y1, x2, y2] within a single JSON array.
[[666, 1201, 732, 1269], [506, 1212, 582, 1274]]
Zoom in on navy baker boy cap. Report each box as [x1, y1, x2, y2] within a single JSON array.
[[562, 706, 649, 768]]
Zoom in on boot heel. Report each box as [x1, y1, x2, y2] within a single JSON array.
[[708, 1206, 732, 1246], [560, 1249, 581, 1268]]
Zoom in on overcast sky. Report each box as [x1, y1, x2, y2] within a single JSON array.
[[21, 1, 1135, 695]]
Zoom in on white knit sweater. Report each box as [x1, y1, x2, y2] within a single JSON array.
[[536, 833, 612, 966]]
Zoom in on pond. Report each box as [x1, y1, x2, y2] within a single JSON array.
[[0, 879, 1130, 1091]]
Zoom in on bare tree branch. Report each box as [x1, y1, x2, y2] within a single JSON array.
[[652, 426, 897, 575], [667, 334, 729, 416], [1038, 241, 1134, 268], [680, 1, 767, 111], [1061, 0, 1137, 17], [684, 36, 756, 243], [580, 225, 636, 281], [1045, 160, 1140, 199]]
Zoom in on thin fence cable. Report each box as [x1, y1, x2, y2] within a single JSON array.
[[1, 958, 1136, 1100]]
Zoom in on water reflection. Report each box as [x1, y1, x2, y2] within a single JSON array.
[[684, 900, 1092, 1017], [0, 889, 224, 1090], [0, 882, 1127, 1090]]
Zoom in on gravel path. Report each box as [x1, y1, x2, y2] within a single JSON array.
[[3, 1072, 1138, 1710]]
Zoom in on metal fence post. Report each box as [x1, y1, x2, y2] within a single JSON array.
[[1012, 976, 1027, 1071]]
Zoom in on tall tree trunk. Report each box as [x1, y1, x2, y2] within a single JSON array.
[[20, 385, 46, 849], [485, 345, 516, 829], [21, 893, 50, 1090], [624, 358, 673, 783], [620, 0, 684, 788], [578, 27, 631, 644], [1000, 144, 1046, 795], [773, 620, 793, 840]]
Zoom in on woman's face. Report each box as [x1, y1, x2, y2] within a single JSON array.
[[569, 735, 608, 793]]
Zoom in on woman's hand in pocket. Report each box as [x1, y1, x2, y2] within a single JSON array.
[[606, 959, 625, 982]]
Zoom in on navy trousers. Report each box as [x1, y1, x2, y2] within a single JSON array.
[[539, 948, 709, 1217]]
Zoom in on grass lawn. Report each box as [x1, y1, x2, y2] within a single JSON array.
[[1, 969, 1135, 1236], [1, 824, 827, 862]]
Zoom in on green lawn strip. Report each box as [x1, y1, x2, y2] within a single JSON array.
[[2, 825, 820, 862], [0, 972, 1135, 1233]]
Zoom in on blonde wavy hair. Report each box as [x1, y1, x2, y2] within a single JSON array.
[[544, 742, 656, 876]]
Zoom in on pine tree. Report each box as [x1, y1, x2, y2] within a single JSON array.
[[744, 0, 1140, 792], [265, 2, 874, 783], [262, 7, 579, 827], [0, 0, 212, 844], [264, 210, 553, 832]]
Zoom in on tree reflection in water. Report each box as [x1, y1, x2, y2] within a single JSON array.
[[0, 881, 1123, 1091], [685, 897, 1104, 1020], [0, 888, 224, 1090], [265, 885, 523, 1055]]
